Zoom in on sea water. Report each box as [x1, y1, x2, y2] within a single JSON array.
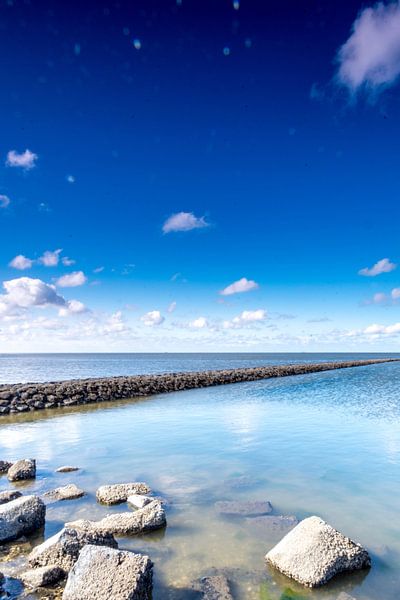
[[0, 355, 399, 599]]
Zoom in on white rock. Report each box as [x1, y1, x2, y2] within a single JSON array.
[[96, 482, 151, 505], [0, 495, 45, 543], [265, 516, 371, 587], [28, 526, 118, 572], [62, 544, 153, 599], [127, 495, 153, 509], [21, 565, 65, 588], [44, 484, 85, 501], [67, 499, 166, 536]]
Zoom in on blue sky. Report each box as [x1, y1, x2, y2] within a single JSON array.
[[1, 0, 400, 351]]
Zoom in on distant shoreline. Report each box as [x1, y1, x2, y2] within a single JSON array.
[[0, 358, 397, 416]]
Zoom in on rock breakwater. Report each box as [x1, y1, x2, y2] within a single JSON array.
[[0, 358, 396, 415]]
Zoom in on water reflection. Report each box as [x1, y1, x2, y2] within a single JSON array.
[[0, 362, 399, 598]]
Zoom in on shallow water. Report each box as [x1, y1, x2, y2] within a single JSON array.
[[1, 359, 400, 599]]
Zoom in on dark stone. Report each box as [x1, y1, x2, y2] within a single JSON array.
[[215, 500, 272, 517]]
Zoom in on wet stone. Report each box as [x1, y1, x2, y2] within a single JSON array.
[[55, 466, 80, 473], [44, 484, 85, 501], [245, 515, 299, 535], [0, 461, 13, 473], [62, 544, 153, 600], [7, 459, 36, 482], [67, 499, 166, 536], [96, 482, 151, 505], [0, 490, 22, 505], [0, 495, 46, 543], [21, 565, 65, 588], [127, 494, 153, 509], [193, 574, 233, 600], [28, 526, 118, 572], [215, 500, 272, 517], [266, 516, 371, 588]]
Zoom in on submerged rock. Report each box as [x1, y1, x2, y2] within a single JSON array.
[[28, 526, 118, 572], [68, 499, 166, 536], [0, 495, 45, 543], [0, 490, 22, 505], [0, 460, 13, 473], [96, 482, 151, 505], [127, 495, 153, 509], [193, 574, 233, 600], [21, 565, 65, 588], [56, 466, 80, 473], [265, 516, 371, 588], [44, 484, 85, 501], [62, 544, 153, 600], [215, 500, 272, 517], [245, 515, 299, 535], [7, 459, 36, 482]]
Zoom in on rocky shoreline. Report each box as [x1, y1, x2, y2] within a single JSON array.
[[0, 458, 370, 599], [0, 358, 397, 415]]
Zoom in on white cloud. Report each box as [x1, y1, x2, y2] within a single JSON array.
[[103, 311, 128, 334], [9, 254, 33, 270], [0, 195, 10, 208], [58, 299, 87, 317], [337, 2, 400, 94], [93, 266, 104, 274], [62, 256, 75, 266], [189, 316, 209, 329], [6, 149, 38, 169], [0, 277, 66, 314], [39, 249, 62, 267], [56, 271, 87, 288], [162, 212, 209, 233], [167, 301, 177, 313], [358, 258, 396, 276], [391, 288, 400, 299], [364, 322, 400, 335], [140, 310, 165, 326], [220, 277, 259, 296], [223, 309, 267, 329]]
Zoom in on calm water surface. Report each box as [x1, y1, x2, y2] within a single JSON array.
[[0, 352, 398, 383], [0, 356, 399, 599]]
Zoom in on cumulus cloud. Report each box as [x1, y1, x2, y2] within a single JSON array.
[[93, 266, 104, 273], [189, 316, 209, 329], [167, 301, 177, 313], [0, 276, 89, 323], [39, 249, 62, 267], [140, 310, 165, 326], [58, 299, 87, 317], [56, 271, 87, 288], [337, 2, 400, 95], [0, 277, 66, 314], [358, 258, 396, 276], [6, 149, 38, 169], [9, 255, 33, 270], [223, 309, 267, 329], [220, 277, 259, 296], [0, 195, 10, 208], [162, 212, 209, 233], [364, 322, 400, 335], [392, 287, 400, 299]]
